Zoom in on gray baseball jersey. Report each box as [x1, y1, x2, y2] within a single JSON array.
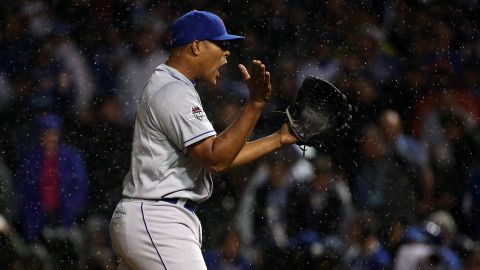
[[122, 64, 216, 202], [110, 64, 216, 270]]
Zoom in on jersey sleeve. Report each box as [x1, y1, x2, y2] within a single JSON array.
[[148, 82, 216, 150]]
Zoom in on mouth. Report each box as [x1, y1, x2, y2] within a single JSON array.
[[214, 62, 226, 82]]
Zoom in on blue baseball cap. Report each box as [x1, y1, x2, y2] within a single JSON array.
[[170, 10, 245, 47]]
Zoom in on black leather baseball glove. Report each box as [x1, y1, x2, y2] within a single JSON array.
[[286, 76, 352, 148]]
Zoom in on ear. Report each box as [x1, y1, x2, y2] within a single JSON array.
[[191, 40, 201, 56]]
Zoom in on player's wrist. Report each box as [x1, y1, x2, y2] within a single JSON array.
[[274, 131, 285, 148], [249, 88, 271, 104]]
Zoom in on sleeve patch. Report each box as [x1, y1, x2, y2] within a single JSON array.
[[185, 106, 207, 121]]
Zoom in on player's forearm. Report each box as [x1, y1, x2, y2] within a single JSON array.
[[229, 132, 283, 168], [209, 100, 265, 172]]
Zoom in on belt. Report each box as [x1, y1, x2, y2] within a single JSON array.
[[160, 198, 198, 212]]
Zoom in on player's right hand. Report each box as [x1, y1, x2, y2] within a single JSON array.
[[238, 60, 272, 104]]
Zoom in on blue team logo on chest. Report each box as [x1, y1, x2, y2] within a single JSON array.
[[185, 106, 206, 121]]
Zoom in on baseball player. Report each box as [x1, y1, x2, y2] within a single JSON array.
[[109, 10, 298, 270]]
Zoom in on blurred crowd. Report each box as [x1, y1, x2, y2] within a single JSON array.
[[1, 0, 480, 269]]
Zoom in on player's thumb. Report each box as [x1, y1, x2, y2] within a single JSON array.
[[238, 64, 250, 81]]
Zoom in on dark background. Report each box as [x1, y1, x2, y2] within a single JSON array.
[[1, 1, 480, 269]]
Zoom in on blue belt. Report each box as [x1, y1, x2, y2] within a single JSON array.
[[160, 198, 198, 212]]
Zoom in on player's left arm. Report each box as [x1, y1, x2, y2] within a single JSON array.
[[228, 123, 297, 168], [187, 123, 296, 172], [189, 124, 298, 172]]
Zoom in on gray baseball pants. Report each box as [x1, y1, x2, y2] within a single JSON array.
[[109, 198, 207, 270]]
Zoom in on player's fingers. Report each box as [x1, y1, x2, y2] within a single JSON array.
[[256, 62, 267, 83], [252, 60, 260, 79], [265, 71, 271, 84], [259, 63, 266, 79], [238, 64, 250, 81], [265, 71, 272, 100]]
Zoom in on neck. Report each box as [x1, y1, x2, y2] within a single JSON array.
[[165, 57, 198, 81]]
